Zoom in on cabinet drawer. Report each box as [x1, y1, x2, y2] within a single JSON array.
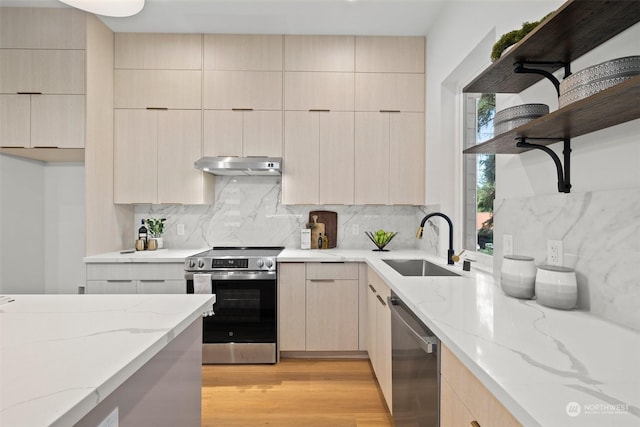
[[306, 262, 359, 280], [441, 345, 521, 427], [86, 263, 185, 281], [85, 280, 137, 294]]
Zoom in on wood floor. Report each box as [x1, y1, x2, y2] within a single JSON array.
[[202, 359, 394, 426]]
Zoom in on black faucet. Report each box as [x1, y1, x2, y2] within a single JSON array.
[[416, 212, 455, 265]]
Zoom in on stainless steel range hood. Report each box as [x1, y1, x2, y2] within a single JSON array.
[[195, 156, 282, 176]]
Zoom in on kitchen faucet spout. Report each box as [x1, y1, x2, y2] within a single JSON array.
[[417, 212, 455, 265]]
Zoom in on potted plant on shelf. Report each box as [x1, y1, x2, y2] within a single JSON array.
[[145, 218, 166, 249]]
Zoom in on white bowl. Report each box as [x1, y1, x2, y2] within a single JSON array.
[[500, 255, 537, 299], [535, 265, 577, 310]]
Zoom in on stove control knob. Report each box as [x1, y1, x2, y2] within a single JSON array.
[[188, 259, 196, 268], [198, 259, 205, 268], [264, 259, 274, 269], [256, 259, 265, 268]]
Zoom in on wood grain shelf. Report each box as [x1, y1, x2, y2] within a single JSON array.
[[464, 75, 640, 154], [464, 0, 640, 94]]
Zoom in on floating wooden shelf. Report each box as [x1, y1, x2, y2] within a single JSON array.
[[464, 0, 640, 94], [464, 75, 640, 154]]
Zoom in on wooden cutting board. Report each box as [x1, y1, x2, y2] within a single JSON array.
[[309, 210, 337, 249]]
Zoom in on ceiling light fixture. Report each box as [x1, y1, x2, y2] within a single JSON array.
[[58, 0, 145, 18]]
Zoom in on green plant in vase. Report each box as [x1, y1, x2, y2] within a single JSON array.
[[145, 218, 166, 249]]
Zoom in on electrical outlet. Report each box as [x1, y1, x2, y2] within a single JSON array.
[[352, 224, 360, 235], [503, 234, 513, 256], [177, 224, 185, 236], [547, 240, 563, 266]]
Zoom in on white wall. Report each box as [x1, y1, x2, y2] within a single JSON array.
[[0, 154, 85, 294], [0, 154, 45, 293]]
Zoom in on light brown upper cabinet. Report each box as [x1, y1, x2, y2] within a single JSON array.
[[204, 34, 283, 71], [284, 35, 354, 71], [0, 8, 86, 149], [283, 111, 354, 205], [0, 7, 86, 49], [355, 36, 424, 73], [284, 72, 354, 111], [114, 109, 213, 205], [203, 34, 283, 158], [355, 112, 424, 205], [114, 70, 202, 109], [203, 110, 282, 157], [355, 73, 424, 112], [115, 33, 202, 70]]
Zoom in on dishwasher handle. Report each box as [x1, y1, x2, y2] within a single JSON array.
[[388, 296, 438, 354]]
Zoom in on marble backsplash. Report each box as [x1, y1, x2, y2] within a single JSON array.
[[493, 188, 640, 332], [135, 176, 439, 254]]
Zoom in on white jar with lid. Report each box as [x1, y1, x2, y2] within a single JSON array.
[[500, 255, 537, 299], [535, 265, 578, 310]]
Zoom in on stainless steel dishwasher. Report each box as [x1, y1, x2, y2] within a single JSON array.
[[389, 292, 440, 426]]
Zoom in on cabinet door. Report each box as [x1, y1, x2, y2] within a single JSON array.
[[355, 73, 424, 112], [114, 109, 158, 204], [114, 70, 202, 109], [389, 112, 424, 205], [355, 112, 389, 204], [243, 110, 283, 157], [319, 112, 354, 204], [137, 279, 186, 294], [157, 110, 207, 204], [366, 280, 379, 367], [376, 280, 393, 410], [115, 33, 202, 70], [31, 95, 85, 148], [306, 279, 359, 351], [203, 110, 243, 157], [0, 49, 85, 94], [355, 36, 424, 73], [203, 71, 282, 110], [440, 380, 476, 427], [204, 34, 283, 71], [284, 72, 354, 111], [283, 111, 320, 205], [284, 35, 354, 72], [0, 95, 30, 147], [278, 263, 306, 351], [85, 280, 137, 294], [0, 7, 86, 49]]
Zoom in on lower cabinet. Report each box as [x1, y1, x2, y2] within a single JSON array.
[[366, 266, 393, 412], [85, 263, 186, 294], [278, 262, 363, 352], [441, 344, 521, 427]]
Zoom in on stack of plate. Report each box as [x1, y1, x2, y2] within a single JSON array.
[[559, 55, 640, 108], [493, 103, 549, 136]]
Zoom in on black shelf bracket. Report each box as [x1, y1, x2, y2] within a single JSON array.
[[515, 137, 572, 193], [514, 61, 571, 97]]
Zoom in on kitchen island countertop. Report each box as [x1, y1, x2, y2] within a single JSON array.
[[0, 294, 214, 427], [279, 248, 640, 427]]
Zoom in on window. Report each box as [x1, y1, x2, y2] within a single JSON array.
[[463, 93, 495, 255]]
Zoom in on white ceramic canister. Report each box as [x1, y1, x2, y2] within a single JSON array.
[[500, 255, 537, 299], [535, 265, 578, 310]]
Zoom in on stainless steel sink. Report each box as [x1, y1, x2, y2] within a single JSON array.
[[383, 259, 460, 277]]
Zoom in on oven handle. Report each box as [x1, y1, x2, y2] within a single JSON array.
[[185, 271, 276, 281], [388, 295, 438, 354]]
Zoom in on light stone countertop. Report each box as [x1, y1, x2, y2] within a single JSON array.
[[83, 248, 209, 263], [0, 294, 214, 427], [279, 248, 640, 427]]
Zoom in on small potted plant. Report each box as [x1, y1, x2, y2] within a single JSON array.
[[145, 218, 166, 249]]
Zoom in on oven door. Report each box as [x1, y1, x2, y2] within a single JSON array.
[[204, 278, 276, 344]]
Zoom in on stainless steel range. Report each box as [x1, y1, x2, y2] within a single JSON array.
[[184, 246, 283, 364]]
